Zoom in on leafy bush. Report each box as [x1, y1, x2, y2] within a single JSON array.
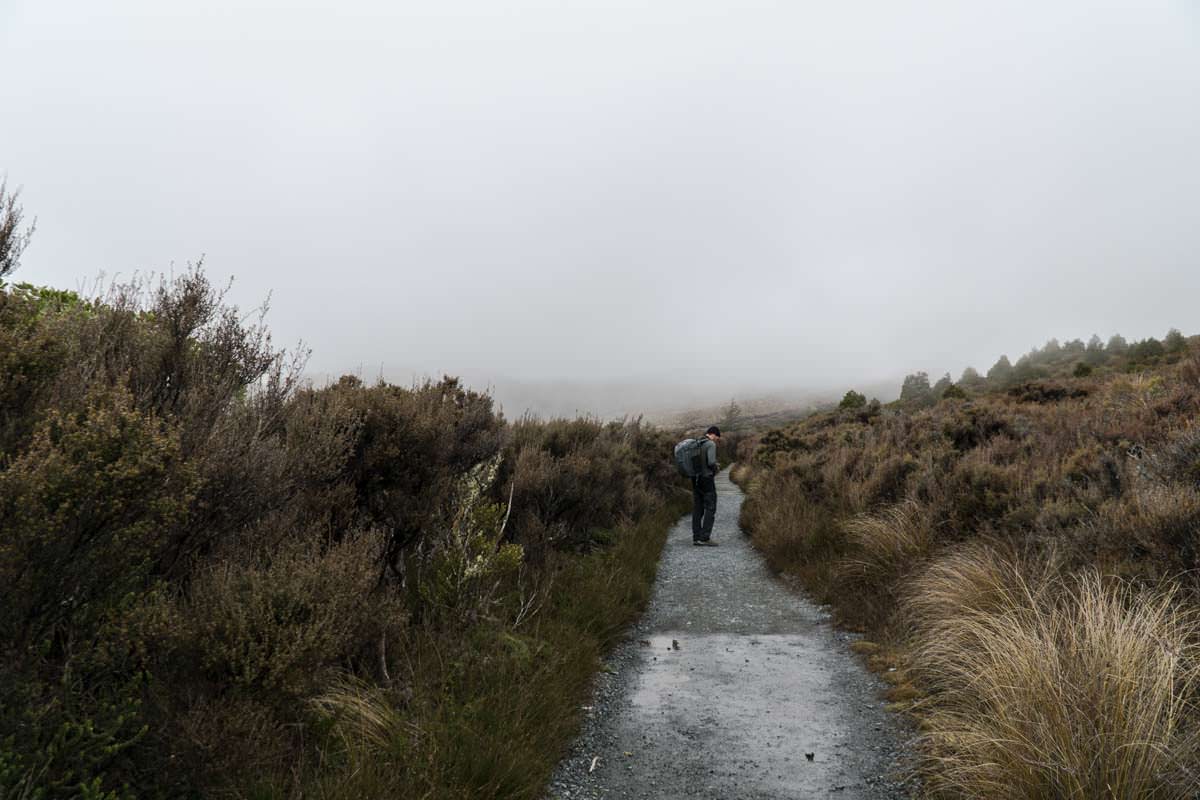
[[182, 533, 400, 697], [939, 382, 967, 400], [0, 179, 34, 280], [839, 389, 867, 410]]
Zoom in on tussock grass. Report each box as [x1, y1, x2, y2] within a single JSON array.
[[901, 541, 1062, 660], [837, 501, 933, 627], [842, 501, 932, 577], [311, 675, 420, 766], [909, 560, 1200, 799], [830, 501, 931, 633]]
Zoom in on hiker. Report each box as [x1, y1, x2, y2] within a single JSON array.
[[692, 426, 720, 545]]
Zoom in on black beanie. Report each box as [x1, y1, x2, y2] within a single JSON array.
[[706, 425, 721, 437]]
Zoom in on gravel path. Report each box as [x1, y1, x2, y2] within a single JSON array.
[[546, 469, 915, 800]]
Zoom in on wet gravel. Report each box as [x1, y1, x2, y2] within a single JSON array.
[[546, 469, 917, 800]]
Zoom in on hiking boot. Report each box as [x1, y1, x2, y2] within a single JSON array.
[[695, 539, 719, 547]]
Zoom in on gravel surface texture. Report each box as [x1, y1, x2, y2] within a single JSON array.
[[546, 469, 917, 800]]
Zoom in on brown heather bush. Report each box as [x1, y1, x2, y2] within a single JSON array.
[[1, 248, 688, 798], [182, 533, 400, 696], [739, 470, 845, 590]]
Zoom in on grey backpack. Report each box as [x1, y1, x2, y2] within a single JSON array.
[[673, 438, 707, 478]]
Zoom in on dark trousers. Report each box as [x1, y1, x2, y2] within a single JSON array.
[[692, 474, 717, 541]]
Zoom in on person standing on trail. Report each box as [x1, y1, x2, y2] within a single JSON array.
[[693, 426, 721, 546]]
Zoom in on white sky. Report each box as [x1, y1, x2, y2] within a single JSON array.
[[3, 1, 1199, 414]]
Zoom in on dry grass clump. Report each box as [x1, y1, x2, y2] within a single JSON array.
[[841, 501, 934, 585], [908, 560, 1200, 799], [836, 501, 935, 628]]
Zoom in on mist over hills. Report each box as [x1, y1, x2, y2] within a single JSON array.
[[303, 366, 901, 426], [307, 327, 1193, 427]]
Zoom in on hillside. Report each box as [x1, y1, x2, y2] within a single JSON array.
[[734, 330, 1200, 798]]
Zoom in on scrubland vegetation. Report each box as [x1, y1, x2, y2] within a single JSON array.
[[0, 189, 686, 798], [736, 332, 1200, 797]]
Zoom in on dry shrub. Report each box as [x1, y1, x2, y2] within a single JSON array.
[[728, 460, 754, 486], [314, 375, 504, 575], [739, 471, 845, 590], [146, 532, 407, 793], [170, 695, 300, 795], [1147, 424, 1200, 485], [1181, 349, 1200, 390], [741, 333, 1200, 797], [1084, 483, 1200, 575], [909, 562, 1200, 799], [861, 452, 919, 507], [1104, 373, 1171, 415], [940, 404, 1012, 451], [503, 416, 673, 551], [1062, 443, 1123, 499], [2, 255, 688, 798], [939, 451, 1022, 534], [181, 532, 402, 698], [1007, 381, 1088, 404], [0, 386, 194, 648]]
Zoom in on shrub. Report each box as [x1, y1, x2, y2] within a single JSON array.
[[940, 405, 1011, 451], [940, 457, 1020, 534], [839, 389, 867, 410], [1008, 381, 1088, 404], [739, 471, 845, 594], [861, 453, 919, 507], [939, 383, 967, 400], [180, 533, 402, 697], [305, 503, 686, 800], [0, 179, 35, 280], [502, 416, 674, 553], [312, 376, 504, 579], [415, 455, 525, 623], [0, 389, 195, 800], [0, 385, 194, 648]]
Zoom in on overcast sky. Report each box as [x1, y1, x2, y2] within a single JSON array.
[[3, 1, 1199, 415]]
